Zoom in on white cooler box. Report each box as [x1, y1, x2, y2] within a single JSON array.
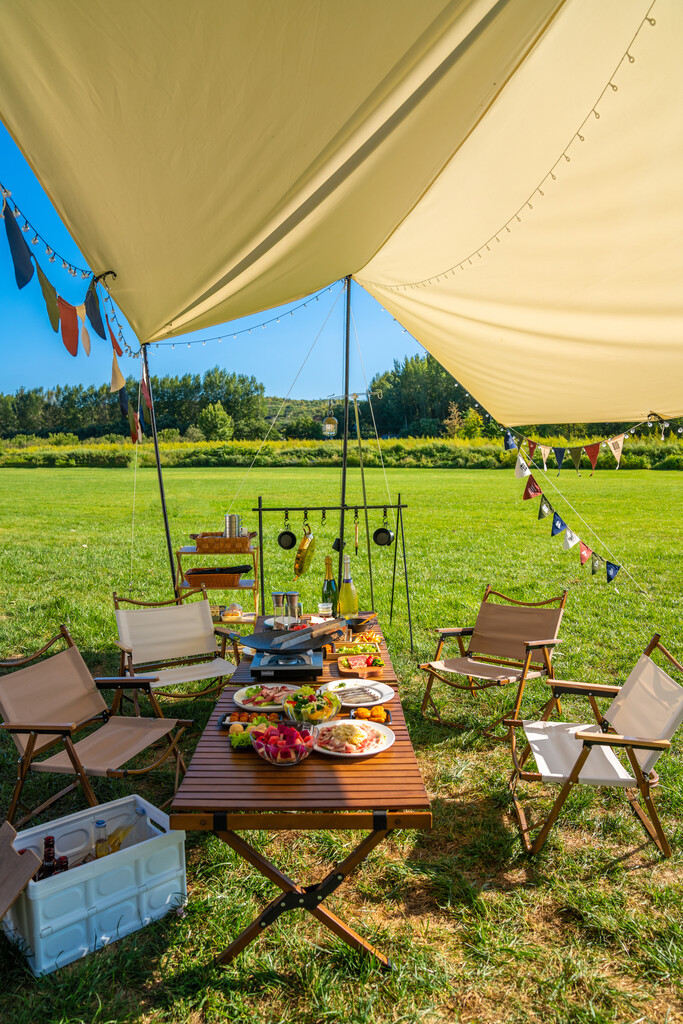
[[2, 794, 187, 976]]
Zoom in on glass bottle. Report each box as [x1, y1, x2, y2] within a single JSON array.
[[55, 856, 69, 873], [94, 819, 110, 859], [39, 835, 56, 879], [338, 554, 359, 618], [322, 556, 338, 616], [108, 807, 146, 853]]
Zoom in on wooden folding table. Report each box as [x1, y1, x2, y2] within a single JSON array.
[[169, 621, 431, 969]]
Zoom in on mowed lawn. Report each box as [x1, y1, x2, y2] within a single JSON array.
[[0, 465, 682, 1024]]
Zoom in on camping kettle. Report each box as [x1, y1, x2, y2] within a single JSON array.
[[224, 514, 241, 537]]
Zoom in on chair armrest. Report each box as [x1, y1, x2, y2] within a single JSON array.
[[503, 718, 524, 729], [93, 676, 159, 690], [214, 627, 241, 641], [525, 638, 562, 650], [113, 640, 133, 654], [0, 721, 79, 734], [575, 730, 671, 751], [436, 627, 474, 638], [549, 680, 621, 698]]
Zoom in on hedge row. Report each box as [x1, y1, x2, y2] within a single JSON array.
[[1, 438, 682, 470]]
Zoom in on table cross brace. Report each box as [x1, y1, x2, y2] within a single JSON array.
[[214, 827, 393, 969]]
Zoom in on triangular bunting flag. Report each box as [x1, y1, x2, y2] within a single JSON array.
[[127, 404, 142, 443], [527, 440, 537, 461], [522, 475, 542, 500], [118, 386, 129, 417], [606, 561, 621, 583], [539, 445, 551, 471], [141, 368, 153, 410], [85, 278, 106, 339], [554, 447, 566, 474], [111, 351, 126, 392], [35, 260, 60, 331], [504, 430, 517, 451], [563, 528, 580, 550], [584, 443, 601, 475], [590, 552, 602, 576], [76, 305, 90, 356], [106, 313, 123, 356], [579, 542, 592, 565], [515, 455, 531, 479], [569, 447, 583, 474], [3, 201, 34, 289], [56, 296, 79, 356], [138, 397, 147, 433], [608, 434, 625, 468], [551, 512, 567, 536], [538, 497, 553, 520]]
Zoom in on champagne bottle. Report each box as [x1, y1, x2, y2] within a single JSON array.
[[94, 819, 110, 859], [322, 556, 338, 616], [338, 554, 359, 618]]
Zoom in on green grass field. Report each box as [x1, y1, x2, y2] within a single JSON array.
[[0, 466, 681, 1024]]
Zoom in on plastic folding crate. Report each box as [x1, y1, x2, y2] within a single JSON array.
[[2, 794, 186, 976]]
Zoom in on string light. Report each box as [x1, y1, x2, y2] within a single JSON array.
[[363, 3, 658, 291]]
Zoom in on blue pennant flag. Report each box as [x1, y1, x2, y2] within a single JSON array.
[[3, 201, 34, 289], [606, 561, 621, 582], [504, 430, 517, 450], [118, 386, 129, 417], [551, 512, 567, 536], [554, 447, 566, 474], [138, 398, 147, 433]]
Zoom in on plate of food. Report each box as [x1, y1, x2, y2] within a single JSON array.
[[337, 653, 385, 677], [315, 718, 394, 758], [318, 679, 394, 708], [232, 683, 300, 710], [282, 685, 341, 723]]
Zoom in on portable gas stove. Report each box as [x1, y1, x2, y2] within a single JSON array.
[[250, 650, 324, 681]]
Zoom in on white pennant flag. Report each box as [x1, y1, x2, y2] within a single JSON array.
[[608, 434, 625, 468], [563, 528, 580, 550], [76, 304, 91, 356], [539, 445, 551, 471], [515, 455, 531, 478]]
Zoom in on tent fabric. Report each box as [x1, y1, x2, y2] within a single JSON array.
[[0, 0, 681, 424]]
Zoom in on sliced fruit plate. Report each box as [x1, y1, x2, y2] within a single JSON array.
[[315, 718, 395, 758], [337, 653, 385, 677], [232, 683, 300, 710], [318, 679, 394, 708]]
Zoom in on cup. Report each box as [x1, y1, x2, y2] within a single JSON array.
[[318, 602, 333, 617], [272, 591, 286, 630]]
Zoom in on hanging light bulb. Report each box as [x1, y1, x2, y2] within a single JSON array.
[[81, 271, 89, 279], [49, 254, 56, 263], [31, 235, 39, 246], [21, 221, 30, 233], [45, 246, 52, 255], [1, 187, 11, 197]]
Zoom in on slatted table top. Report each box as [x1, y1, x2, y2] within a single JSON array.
[[170, 620, 430, 822]]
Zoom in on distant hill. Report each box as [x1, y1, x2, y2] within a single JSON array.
[[264, 397, 330, 423]]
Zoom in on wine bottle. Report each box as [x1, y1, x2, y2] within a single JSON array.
[[338, 554, 359, 618], [322, 556, 338, 616]]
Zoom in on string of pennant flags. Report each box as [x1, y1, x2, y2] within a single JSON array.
[[503, 427, 632, 473]]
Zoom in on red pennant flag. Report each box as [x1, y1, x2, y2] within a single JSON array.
[[584, 443, 600, 475], [106, 313, 123, 356], [522, 475, 542, 500], [57, 296, 79, 356], [579, 542, 592, 565], [141, 370, 153, 410], [527, 440, 537, 460]]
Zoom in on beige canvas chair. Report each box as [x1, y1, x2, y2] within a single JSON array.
[[420, 586, 567, 733], [507, 634, 683, 857], [113, 588, 239, 703], [0, 625, 191, 826]]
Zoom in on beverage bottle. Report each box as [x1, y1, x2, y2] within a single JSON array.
[[108, 807, 146, 853], [338, 554, 359, 618], [55, 856, 69, 873], [322, 556, 338, 616], [39, 835, 56, 879], [94, 820, 110, 859]]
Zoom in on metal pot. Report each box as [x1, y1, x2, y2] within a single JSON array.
[[373, 526, 394, 546], [224, 513, 242, 537]]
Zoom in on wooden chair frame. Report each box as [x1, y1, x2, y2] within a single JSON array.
[[420, 585, 567, 735], [0, 625, 191, 826], [506, 634, 683, 857], [113, 587, 241, 703]]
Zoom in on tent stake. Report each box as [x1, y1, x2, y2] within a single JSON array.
[[142, 344, 177, 596]]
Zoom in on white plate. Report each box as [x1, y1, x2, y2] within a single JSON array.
[[239, 646, 256, 658], [318, 679, 394, 708], [315, 719, 395, 758], [263, 616, 300, 629], [233, 683, 300, 710]]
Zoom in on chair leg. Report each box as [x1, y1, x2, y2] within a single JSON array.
[[625, 787, 671, 858], [63, 737, 99, 806], [6, 734, 38, 825], [511, 746, 591, 855]]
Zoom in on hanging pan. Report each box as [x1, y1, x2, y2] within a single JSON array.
[[294, 519, 316, 579], [277, 512, 297, 550], [373, 508, 394, 546]]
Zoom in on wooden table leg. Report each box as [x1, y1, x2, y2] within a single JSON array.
[[213, 828, 393, 969]]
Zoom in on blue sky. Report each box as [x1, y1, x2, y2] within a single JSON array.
[[0, 123, 423, 398]]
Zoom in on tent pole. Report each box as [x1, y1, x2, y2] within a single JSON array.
[[352, 393, 374, 610], [338, 276, 351, 587], [142, 344, 177, 596]]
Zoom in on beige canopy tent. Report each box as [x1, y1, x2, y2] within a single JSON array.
[[0, 0, 681, 425]]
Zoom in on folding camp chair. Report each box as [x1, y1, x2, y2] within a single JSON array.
[[0, 625, 191, 826], [507, 634, 683, 857], [114, 588, 239, 704], [420, 586, 567, 734]]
